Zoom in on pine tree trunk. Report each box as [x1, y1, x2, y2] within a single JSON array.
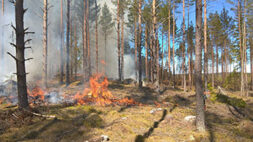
[[161, 32, 164, 81], [238, 0, 244, 96], [216, 45, 219, 79], [195, 0, 205, 131], [182, 0, 186, 92], [138, 0, 142, 87], [83, 0, 87, 79], [66, 0, 70, 85], [204, 0, 208, 91], [168, 0, 171, 77], [95, 0, 98, 73], [212, 41, 215, 88], [135, 16, 138, 81], [104, 33, 107, 75], [87, 0, 91, 77], [250, 35, 253, 90], [42, 0, 48, 88], [121, 17, 125, 80], [60, 0, 64, 84], [74, 22, 78, 80], [188, 0, 191, 89], [117, 0, 121, 81], [70, 12, 73, 79], [153, 0, 159, 89], [172, 3, 175, 88], [15, 0, 29, 108], [145, 25, 149, 80]]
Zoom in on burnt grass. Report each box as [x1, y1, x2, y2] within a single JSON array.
[[0, 81, 253, 142]]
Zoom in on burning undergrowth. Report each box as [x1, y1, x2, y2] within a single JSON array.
[[0, 74, 139, 107], [74, 74, 139, 106]]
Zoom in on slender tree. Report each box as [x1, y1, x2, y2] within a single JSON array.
[[83, 0, 87, 79], [66, 0, 70, 85], [172, 3, 176, 88], [195, 0, 205, 131], [42, 0, 48, 88], [95, 0, 98, 73], [117, 0, 121, 81], [182, 0, 186, 92], [204, 0, 208, 91], [168, 0, 171, 79], [138, 0, 142, 87], [60, 0, 64, 84]]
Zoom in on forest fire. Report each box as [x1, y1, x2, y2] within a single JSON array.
[[28, 87, 46, 104], [74, 74, 138, 106]]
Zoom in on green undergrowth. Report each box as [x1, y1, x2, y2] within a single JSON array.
[[208, 84, 246, 108]]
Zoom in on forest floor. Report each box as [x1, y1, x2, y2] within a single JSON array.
[[0, 79, 253, 142]]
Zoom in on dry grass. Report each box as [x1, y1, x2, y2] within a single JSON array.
[[0, 82, 253, 142]]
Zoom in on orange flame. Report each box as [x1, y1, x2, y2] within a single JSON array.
[[28, 87, 46, 104], [74, 74, 138, 106]]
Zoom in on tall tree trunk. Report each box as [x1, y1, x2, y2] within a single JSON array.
[[135, 16, 138, 81], [188, 0, 192, 89], [74, 22, 78, 80], [243, 0, 248, 96], [14, 0, 29, 108], [60, 0, 64, 84], [117, 0, 121, 81], [238, 0, 244, 96], [161, 31, 164, 81], [182, 0, 186, 92], [70, 12, 73, 79], [83, 0, 87, 79], [95, 0, 98, 73], [145, 25, 149, 80], [42, 0, 48, 88], [195, 0, 205, 131], [172, 3, 175, 88], [212, 41, 215, 88], [250, 35, 253, 90], [153, 0, 159, 89], [66, 0, 70, 85], [138, 0, 142, 87], [168, 0, 171, 77], [216, 45, 219, 79], [87, 0, 91, 77], [121, 17, 125, 80], [204, 0, 208, 91]]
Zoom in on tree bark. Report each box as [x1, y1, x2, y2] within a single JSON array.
[[238, 0, 244, 96], [135, 16, 138, 81], [95, 0, 98, 73], [243, 0, 248, 96], [168, 0, 171, 77], [42, 0, 48, 88], [117, 0, 121, 81], [138, 0, 142, 87], [145, 25, 149, 80], [182, 0, 186, 92], [250, 35, 253, 90], [172, 3, 175, 88], [83, 0, 87, 79], [15, 0, 29, 108], [204, 0, 208, 91], [74, 22, 78, 80], [195, 0, 205, 131], [212, 40, 215, 88], [1, 0, 4, 66], [60, 0, 64, 84], [66, 0, 70, 85], [87, 0, 91, 77], [121, 17, 125, 80]]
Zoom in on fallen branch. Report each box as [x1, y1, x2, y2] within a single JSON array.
[[23, 109, 56, 119]]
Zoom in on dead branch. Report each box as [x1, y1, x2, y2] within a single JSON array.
[[25, 32, 35, 35], [10, 43, 17, 48], [7, 52, 17, 61], [11, 24, 16, 32], [23, 109, 56, 119], [24, 58, 33, 62], [24, 39, 32, 44]]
